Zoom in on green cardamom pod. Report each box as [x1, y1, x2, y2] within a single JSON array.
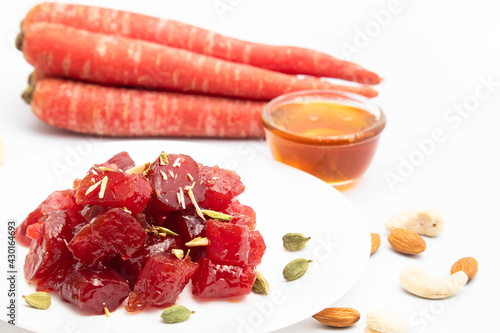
[[252, 271, 270, 295], [22, 292, 51, 309], [283, 258, 312, 281], [282, 233, 311, 251], [161, 305, 194, 324]]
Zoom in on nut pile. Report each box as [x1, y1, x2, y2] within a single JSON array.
[[385, 209, 477, 301], [310, 208, 478, 332]]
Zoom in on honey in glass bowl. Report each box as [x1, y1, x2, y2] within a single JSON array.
[[261, 90, 386, 187]]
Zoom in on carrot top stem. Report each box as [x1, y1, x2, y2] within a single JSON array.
[[28, 71, 34, 85], [22, 83, 35, 104], [15, 30, 24, 51]]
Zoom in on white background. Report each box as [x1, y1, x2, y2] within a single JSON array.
[[1, 0, 499, 332]]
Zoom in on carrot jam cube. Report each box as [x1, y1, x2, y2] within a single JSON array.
[[191, 257, 256, 298]]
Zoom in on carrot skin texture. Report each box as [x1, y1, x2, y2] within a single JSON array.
[[20, 23, 377, 99], [23, 2, 381, 85], [30, 78, 267, 138]]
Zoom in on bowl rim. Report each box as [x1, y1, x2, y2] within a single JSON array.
[[261, 90, 386, 146]]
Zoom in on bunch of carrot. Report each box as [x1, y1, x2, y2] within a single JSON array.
[[18, 2, 381, 138]]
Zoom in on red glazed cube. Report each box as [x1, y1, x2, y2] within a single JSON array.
[[126, 253, 198, 312], [69, 208, 147, 269], [225, 201, 256, 230], [114, 234, 184, 287], [97, 151, 135, 171], [198, 164, 245, 210], [24, 211, 74, 281], [248, 230, 266, 266], [79, 205, 106, 223], [191, 257, 256, 298], [206, 220, 250, 266], [135, 207, 169, 229], [167, 207, 207, 262], [57, 262, 130, 315], [25, 222, 43, 245], [146, 153, 205, 214], [72, 178, 82, 189], [167, 207, 206, 241], [36, 259, 75, 292], [229, 214, 255, 230], [75, 167, 152, 215], [16, 189, 81, 247]]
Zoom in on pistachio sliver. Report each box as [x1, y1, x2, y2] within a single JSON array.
[[171, 249, 184, 259], [185, 237, 208, 247], [97, 166, 115, 172], [154, 226, 179, 236], [201, 209, 233, 221], [186, 187, 205, 221], [98, 175, 108, 199], [85, 177, 104, 196], [159, 151, 169, 165], [104, 306, 110, 317], [22, 292, 51, 309], [125, 162, 150, 175]]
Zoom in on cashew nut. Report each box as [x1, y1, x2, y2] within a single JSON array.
[[365, 328, 380, 333], [366, 309, 409, 333], [399, 266, 468, 299], [385, 209, 444, 236]]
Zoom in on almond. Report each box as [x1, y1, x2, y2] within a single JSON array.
[[312, 307, 360, 327], [388, 228, 426, 255], [370, 233, 381, 255], [451, 257, 478, 281]]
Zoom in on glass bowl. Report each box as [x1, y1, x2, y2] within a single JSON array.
[[261, 90, 386, 187]]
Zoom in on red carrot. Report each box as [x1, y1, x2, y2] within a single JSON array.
[[22, 2, 381, 85], [17, 23, 378, 100], [23, 78, 267, 138]]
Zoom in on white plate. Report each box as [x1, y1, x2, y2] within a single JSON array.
[[0, 140, 370, 333]]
